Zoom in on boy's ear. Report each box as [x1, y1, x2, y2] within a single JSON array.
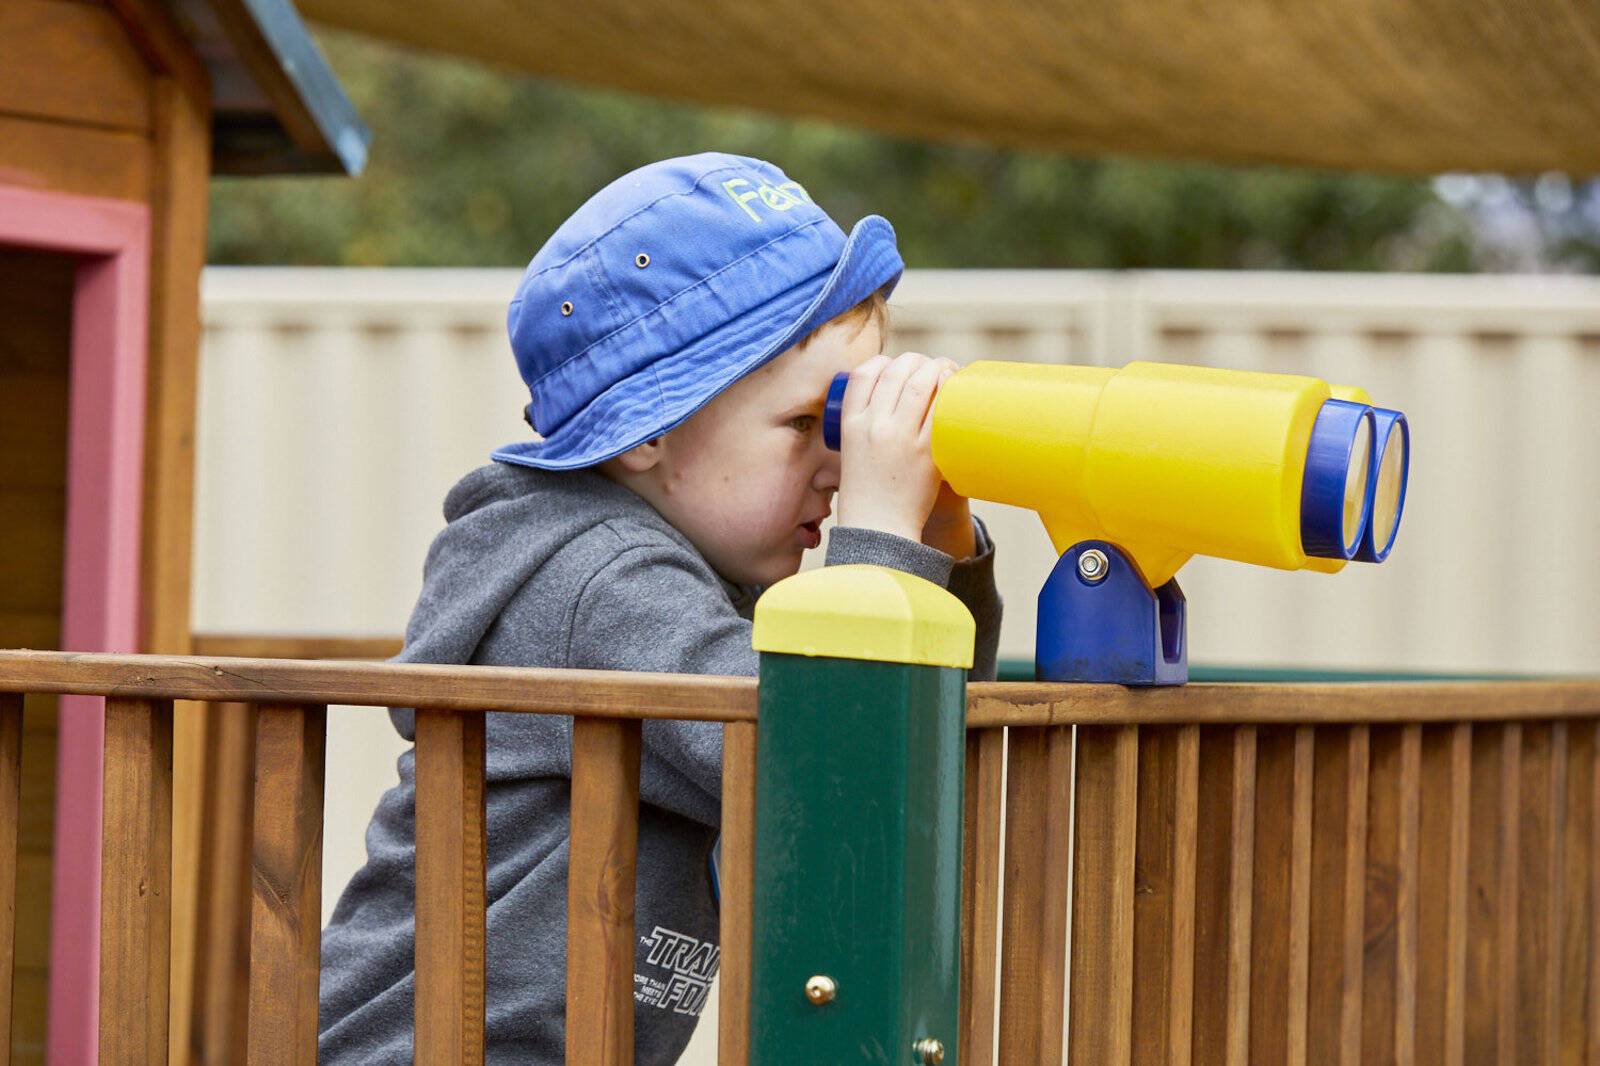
[[612, 437, 664, 473]]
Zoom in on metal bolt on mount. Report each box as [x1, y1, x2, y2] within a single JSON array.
[[1078, 548, 1110, 583], [804, 974, 837, 1005], [913, 1037, 945, 1064]]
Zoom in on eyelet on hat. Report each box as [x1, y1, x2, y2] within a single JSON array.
[[560, 300, 574, 316], [635, 253, 650, 268]]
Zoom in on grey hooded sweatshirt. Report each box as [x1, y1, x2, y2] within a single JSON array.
[[318, 462, 1002, 1064]]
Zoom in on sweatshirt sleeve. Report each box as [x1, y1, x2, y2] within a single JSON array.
[[565, 521, 999, 822], [826, 518, 1003, 680]]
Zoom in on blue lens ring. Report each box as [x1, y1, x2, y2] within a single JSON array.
[[822, 371, 850, 451], [1354, 408, 1409, 563], [1300, 399, 1376, 560]]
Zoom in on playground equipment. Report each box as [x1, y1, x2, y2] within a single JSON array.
[[0, 3, 366, 1055], [824, 361, 1411, 685]]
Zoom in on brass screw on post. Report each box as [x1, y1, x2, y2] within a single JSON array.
[[804, 975, 837, 1005]]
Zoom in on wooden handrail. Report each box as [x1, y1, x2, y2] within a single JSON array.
[[0, 651, 756, 720], [3, 651, 1600, 1065], [1, 651, 1596, 725]]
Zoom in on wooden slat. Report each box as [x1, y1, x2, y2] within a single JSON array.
[[1464, 723, 1520, 1066], [998, 725, 1073, 1066], [1191, 726, 1257, 1066], [959, 726, 1005, 1066], [1415, 724, 1470, 1066], [1515, 723, 1565, 1066], [13, 696, 57, 1063], [1131, 724, 1199, 1066], [1497, 724, 1522, 1066], [1589, 722, 1600, 1066], [1069, 725, 1139, 1066], [0, 694, 20, 1066], [1558, 721, 1595, 1066], [7, 651, 1600, 726], [566, 717, 642, 1066], [1249, 726, 1294, 1066], [1361, 726, 1421, 1066], [1396, 726, 1421, 1066], [191, 702, 255, 1065], [0, 0, 153, 132], [99, 696, 174, 1066], [168, 698, 207, 1066], [1248, 726, 1314, 1066], [1307, 725, 1369, 1066], [718, 720, 756, 1066], [0, 113, 152, 202], [246, 703, 326, 1066], [1288, 727, 1314, 1066], [414, 709, 487, 1066]]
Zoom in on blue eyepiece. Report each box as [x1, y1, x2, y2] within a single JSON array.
[[822, 371, 849, 451], [1300, 399, 1377, 560], [1353, 408, 1409, 563]]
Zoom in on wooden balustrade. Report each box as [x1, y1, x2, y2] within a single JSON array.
[[247, 703, 326, 1066], [0, 694, 19, 1066], [0, 650, 1595, 1064]]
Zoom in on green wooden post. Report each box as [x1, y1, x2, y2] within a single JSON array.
[[749, 564, 975, 1065]]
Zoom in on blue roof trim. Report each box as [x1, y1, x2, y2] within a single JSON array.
[[232, 0, 369, 175]]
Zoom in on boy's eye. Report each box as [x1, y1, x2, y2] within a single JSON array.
[[788, 415, 818, 434]]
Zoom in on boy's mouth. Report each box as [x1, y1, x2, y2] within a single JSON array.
[[797, 520, 823, 549]]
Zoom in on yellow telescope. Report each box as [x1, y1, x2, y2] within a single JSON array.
[[824, 360, 1411, 684]]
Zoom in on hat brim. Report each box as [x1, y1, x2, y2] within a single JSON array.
[[492, 214, 903, 471]]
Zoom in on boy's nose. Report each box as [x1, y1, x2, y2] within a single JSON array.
[[813, 441, 841, 492]]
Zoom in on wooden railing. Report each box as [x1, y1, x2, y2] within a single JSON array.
[[0, 651, 1597, 1064]]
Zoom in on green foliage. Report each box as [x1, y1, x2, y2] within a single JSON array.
[[208, 30, 1480, 271]]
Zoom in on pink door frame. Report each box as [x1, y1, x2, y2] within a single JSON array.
[[0, 183, 151, 1064]]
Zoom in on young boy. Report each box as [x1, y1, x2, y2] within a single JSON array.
[[318, 153, 1002, 1064]]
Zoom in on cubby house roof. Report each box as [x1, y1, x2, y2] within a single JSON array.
[[298, 0, 1600, 175], [173, 0, 367, 175]]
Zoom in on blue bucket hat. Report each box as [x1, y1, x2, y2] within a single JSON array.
[[491, 152, 904, 470]]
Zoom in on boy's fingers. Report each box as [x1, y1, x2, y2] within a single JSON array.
[[842, 354, 892, 415], [896, 358, 946, 422], [870, 351, 931, 419], [921, 367, 955, 434]]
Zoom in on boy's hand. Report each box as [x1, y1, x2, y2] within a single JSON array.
[[922, 482, 977, 560], [836, 352, 971, 552]]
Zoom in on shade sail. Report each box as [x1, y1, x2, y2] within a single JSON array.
[[299, 0, 1600, 175]]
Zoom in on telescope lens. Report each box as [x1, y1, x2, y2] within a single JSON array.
[[1343, 423, 1371, 553], [1300, 399, 1376, 560], [1355, 409, 1409, 562]]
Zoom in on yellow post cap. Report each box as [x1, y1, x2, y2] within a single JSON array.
[[752, 565, 976, 669]]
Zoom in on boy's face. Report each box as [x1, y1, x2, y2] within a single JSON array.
[[635, 316, 884, 588]]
